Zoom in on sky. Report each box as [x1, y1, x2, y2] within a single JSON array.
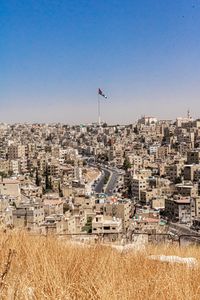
[[1, 0, 200, 124]]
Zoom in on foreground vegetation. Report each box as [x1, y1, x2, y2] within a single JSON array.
[[0, 231, 200, 299]]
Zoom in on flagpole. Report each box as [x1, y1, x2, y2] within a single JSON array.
[[98, 93, 101, 126]]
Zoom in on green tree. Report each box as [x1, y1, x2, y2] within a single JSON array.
[[123, 158, 131, 171], [59, 182, 63, 197], [63, 203, 69, 214], [0, 172, 7, 178], [8, 170, 13, 177], [35, 169, 41, 186], [82, 217, 92, 233], [174, 176, 182, 184], [134, 126, 139, 134], [44, 165, 51, 191], [104, 175, 109, 185]]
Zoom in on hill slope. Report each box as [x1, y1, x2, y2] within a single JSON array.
[[0, 231, 199, 299]]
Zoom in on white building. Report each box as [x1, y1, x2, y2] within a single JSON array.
[[138, 116, 157, 126], [92, 215, 122, 234], [132, 176, 147, 201]]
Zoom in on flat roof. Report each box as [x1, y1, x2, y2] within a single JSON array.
[[0, 179, 20, 184]]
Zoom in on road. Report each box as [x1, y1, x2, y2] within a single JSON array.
[[104, 169, 119, 196], [88, 162, 122, 196], [95, 168, 111, 193]]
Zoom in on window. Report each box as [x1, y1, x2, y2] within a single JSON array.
[[104, 226, 110, 230]]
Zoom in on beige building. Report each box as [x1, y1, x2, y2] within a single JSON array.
[[140, 189, 157, 205], [41, 215, 66, 234], [21, 184, 42, 198], [183, 165, 200, 181], [48, 161, 60, 177], [165, 196, 195, 224], [157, 146, 169, 160], [92, 215, 122, 235], [129, 155, 143, 170], [43, 196, 63, 216], [13, 204, 44, 229], [132, 176, 147, 201], [151, 197, 165, 209], [175, 183, 198, 197], [8, 144, 26, 160], [0, 159, 9, 175], [165, 164, 182, 182], [66, 214, 83, 234], [9, 160, 20, 175], [104, 199, 131, 230], [0, 179, 21, 202], [194, 196, 200, 218]]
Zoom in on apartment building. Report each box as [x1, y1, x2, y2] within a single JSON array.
[[165, 164, 182, 182], [165, 196, 195, 224], [8, 144, 26, 159], [43, 195, 63, 216], [12, 203, 44, 229], [0, 159, 9, 175], [187, 150, 200, 164], [175, 183, 198, 197], [183, 165, 200, 181], [132, 176, 147, 201], [104, 199, 132, 230]]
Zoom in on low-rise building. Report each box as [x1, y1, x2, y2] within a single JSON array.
[[12, 203, 44, 229], [92, 215, 122, 235], [0, 179, 21, 203], [165, 196, 195, 224]]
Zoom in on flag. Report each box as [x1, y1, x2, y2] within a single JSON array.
[[98, 88, 107, 99]]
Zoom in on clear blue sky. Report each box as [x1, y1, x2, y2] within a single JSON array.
[[1, 0, 200, 124]]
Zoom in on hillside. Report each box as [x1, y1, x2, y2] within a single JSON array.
[[0, 231, 199, 299]]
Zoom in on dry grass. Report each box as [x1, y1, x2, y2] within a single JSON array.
[[0, 231, 200, 299]]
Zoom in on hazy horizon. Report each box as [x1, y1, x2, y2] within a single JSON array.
[[1, 1, 200, 124]]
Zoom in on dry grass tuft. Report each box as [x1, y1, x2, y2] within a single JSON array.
[[0, 231, 199, 299]]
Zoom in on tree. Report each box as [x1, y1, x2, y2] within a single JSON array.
[[44, 165, 51, 192], [59, 182, 63, 197], [0, 172, 7, 178], [82, 217, 92, 233], [35, 169, 41, 186], [104, 175, 109, 185], [134, 126, 139, 134], [83, 160, 87, 166], [123, 158, 131, 171], [174, 176, 182, 184], [8, 170, 13, 177], [63, 203, 69, 214], [45, 172, 50, 190]]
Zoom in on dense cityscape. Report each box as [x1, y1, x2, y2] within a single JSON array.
[[2, 1, 200, 298], [0, 112, 200, 245]]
